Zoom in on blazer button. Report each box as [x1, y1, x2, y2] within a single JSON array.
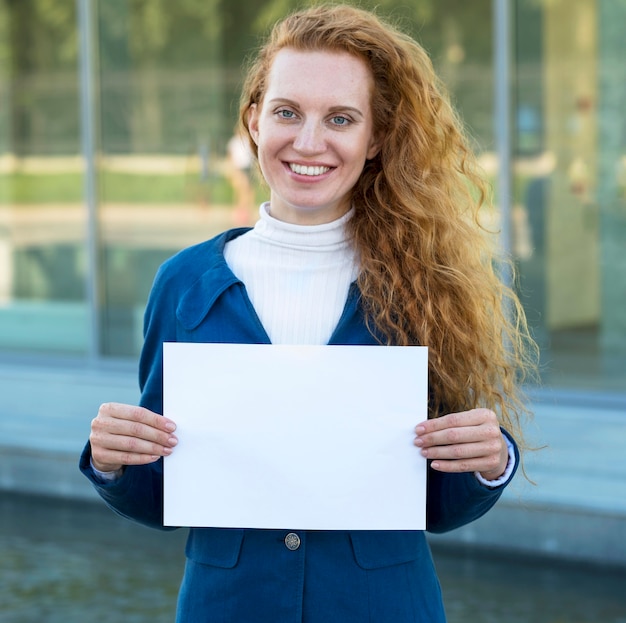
[[284, 532, 301, 551]]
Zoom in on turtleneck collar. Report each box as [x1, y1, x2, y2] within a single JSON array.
[[251, 202, 354, 250]]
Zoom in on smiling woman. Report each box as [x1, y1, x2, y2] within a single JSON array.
[[80, 5, 537, 623]]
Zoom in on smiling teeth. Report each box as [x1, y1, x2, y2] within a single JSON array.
[[290, 164, 330, 176]]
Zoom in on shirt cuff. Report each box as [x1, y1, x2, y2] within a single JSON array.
[[90, 458, 124, 483], [474, 434, 516, 488]]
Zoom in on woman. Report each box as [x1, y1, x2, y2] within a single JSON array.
[[80, 5, 537, 622]]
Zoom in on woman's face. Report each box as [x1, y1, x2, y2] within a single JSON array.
[[248, 48, 381, 225]]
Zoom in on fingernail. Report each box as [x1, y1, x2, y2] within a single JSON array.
[[415, 425, 425, 434], [165, 421, 176, 432], [420, 448, 429, 457], [163, 447, 173, 455], [414, 437, 424, 446], [168, 436, 178, 446], [431, 461, 440, 470]]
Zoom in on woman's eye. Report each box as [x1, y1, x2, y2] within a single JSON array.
[[330, 115, 350, 126], [277, 109, 296, 119]]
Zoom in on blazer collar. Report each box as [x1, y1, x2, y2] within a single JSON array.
[[177, 228, 251, 331]]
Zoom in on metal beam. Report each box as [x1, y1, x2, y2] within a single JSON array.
[[493, 0, 513, 282], [77, 0, 100, 359]]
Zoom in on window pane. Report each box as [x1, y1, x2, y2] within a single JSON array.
[[514, 0, 626, 391], [0, 0, 88, 355], [96, 0, 244, 356]]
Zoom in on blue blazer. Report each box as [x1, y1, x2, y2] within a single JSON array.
[[80, 228, 519, 623]]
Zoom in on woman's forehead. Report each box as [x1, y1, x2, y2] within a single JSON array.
[[263, 48, 374, 106]]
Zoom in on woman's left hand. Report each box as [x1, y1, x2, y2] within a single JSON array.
[[414, 408, 508, 480]]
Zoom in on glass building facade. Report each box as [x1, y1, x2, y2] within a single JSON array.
[[0, 0, 624, 395]]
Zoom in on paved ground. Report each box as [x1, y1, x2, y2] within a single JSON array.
[[1, 358, 624, 566]]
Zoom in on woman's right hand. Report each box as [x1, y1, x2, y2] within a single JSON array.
[[89, 402, 178, 473]]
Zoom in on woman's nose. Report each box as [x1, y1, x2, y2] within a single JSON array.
[[292, 121, 326, 154]]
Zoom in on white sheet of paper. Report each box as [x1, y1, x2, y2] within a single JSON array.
[[163, 343, 428, 530]]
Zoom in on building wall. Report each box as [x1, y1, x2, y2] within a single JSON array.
[[0, 0, 624, 565]]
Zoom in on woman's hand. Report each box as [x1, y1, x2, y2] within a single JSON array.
[[414, 408, 508, 480], [89, 402, 178, 473]]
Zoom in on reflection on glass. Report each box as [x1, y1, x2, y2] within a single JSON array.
[[98, 0, 243, 356], [514, 0, 626, 391], [0, 0, 88, 355]]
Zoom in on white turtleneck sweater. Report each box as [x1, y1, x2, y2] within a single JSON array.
[[223, 202, 358, 346]]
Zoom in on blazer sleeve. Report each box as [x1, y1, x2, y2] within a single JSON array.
[[78, 262, 178, 530], [425, 428, 519, 534]]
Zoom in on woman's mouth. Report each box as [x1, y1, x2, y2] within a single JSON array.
[[289, 163, 331, 176]]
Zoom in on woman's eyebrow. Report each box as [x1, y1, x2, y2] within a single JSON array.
[[267, 97, 365, 118]]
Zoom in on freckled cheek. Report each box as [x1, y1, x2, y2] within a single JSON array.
[[257, 136, 293, 167], [255, 152, 289, 185]]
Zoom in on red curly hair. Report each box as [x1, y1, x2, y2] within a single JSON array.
[[239, 4, 538, 447]]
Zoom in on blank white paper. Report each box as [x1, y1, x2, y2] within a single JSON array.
[[163, 343, 428, 530]]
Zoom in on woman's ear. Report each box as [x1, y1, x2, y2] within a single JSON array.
[[247, 104, 260, 145], [366, 131, 383, 160]]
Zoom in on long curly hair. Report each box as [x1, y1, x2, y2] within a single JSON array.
[[238, 4, 538, 446]]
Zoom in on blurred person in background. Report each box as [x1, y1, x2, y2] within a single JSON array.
[[226, 129, 255, 225]]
